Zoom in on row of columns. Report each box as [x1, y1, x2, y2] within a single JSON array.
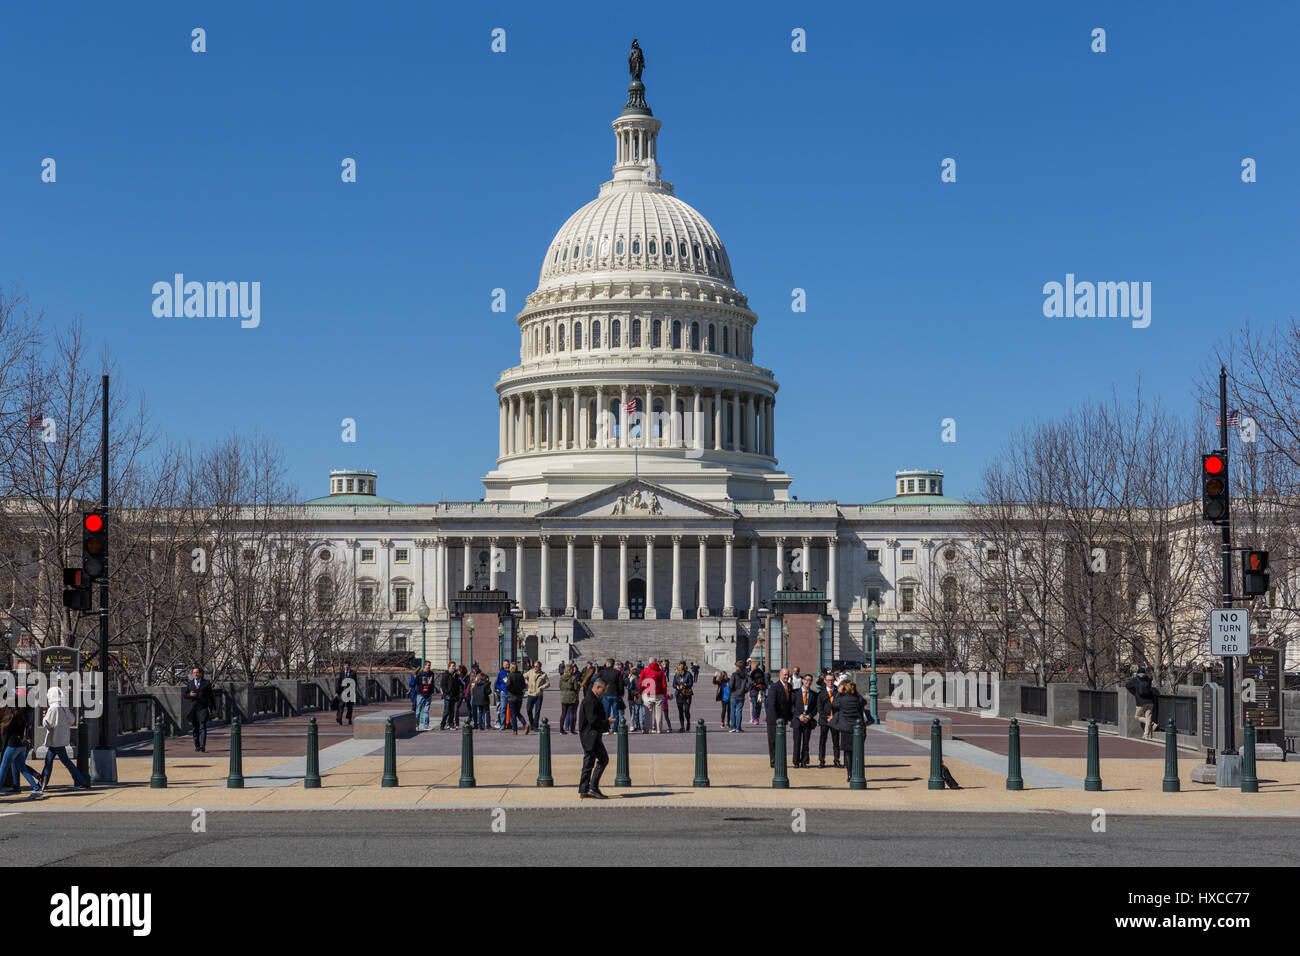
[[424, 534, 837, 618], [499, 387, 775, 458]]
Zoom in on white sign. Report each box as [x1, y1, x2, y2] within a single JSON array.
[[1209, 609, 1249, 657]]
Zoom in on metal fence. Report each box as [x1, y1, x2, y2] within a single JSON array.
[[1078, 689, 1118, 725], [1164, 695, 1196, 737], [1021, 685, 1047, 716]]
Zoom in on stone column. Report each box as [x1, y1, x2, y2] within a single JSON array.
[[596, 386, 605, 448], [801, 536, 811, 590], [749, 536, 759, 618], [713, 392, 721, 450], [723, 535, 735, 617], [619, 386, 629, 448], [776, 538, 785, 591], [697, 536, 709, 617], [573, 386, 583, 450], [591, 536, 604, 619], [645, 535, 657, 619], [462, 539, 472, 591], [559, 393, 568, 449], [549, 388, 559, 449], [731, 390, 740, 451], [532, 392, 540, 451], [617, 536, 630, 619], [670, 385, 679, 447], [539, 535, 551, 616], [514, 538, 525, 610], [768, 398, 775, 457], [746, 393, 755, 453], [488, 536, 499, 590], [692, 389, 703, 452], [565, 535, 576, 616], [433, 538, 444, 610], [670, 534, 683, 619], [827, 535, 838, 610], [645, 384, 653, 446], [498, 401, 506, 457]]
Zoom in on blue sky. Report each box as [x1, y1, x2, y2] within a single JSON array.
[[3, 1, 1296, 503]]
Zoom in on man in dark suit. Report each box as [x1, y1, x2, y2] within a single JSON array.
[[183, 666, 215, 752], [578, 677, 611, 798], [816, 673, 841, 767], [439, 661, 462, 730], [335, 660, 358, 725], [765, 667, 793, 768], [791, 673, 818, 767]]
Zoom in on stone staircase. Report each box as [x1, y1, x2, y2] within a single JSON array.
[[573, 619, 710, 666]]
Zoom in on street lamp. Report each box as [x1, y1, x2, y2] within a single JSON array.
[[417, 599, 430, 666], [781, 619, 790, 671], [815, 615, 824, 674], [866, 600, 880, 724], [497, 621, 505, 671]]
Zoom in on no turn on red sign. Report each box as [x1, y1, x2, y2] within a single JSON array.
[[1209, 609, 1249, 657]]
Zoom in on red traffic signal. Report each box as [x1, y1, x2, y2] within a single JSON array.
[[62, 566, 91, 610], [1201, 451, 1229, 522], [83, 513, 103, 533], [82, 510, 108, 580], [1203, 454, 1225, 476], [1243, 550, 1270, 596]]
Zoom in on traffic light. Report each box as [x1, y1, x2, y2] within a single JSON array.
[[81, 511, 107, 581], [62, 567, 91, 611], [1242, 550, 1270, 597], [1201, 451, 1229, 522]]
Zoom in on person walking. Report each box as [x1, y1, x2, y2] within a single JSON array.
[[524, 660, 550, 733], [640, 660, 665, 734], [470, 670, 493, 729], [0, 705, 42, 799], [577, 677, 611, 799], [596, 659, 624, 733], [672, 661, 694, 732], [765, 667, 793, 769], [816, 673, 841, 768], [791, 673, 817, 768], [1126, 666, 1158, 740], [559, 664, 580, 734], [335, 660, 358, 725], [415, 662, 437, 730], [713, 670, 730, 730], [829, 680, 868, 782], [495, 662, 511, 729], [627, 669, 645, 732], [749, 661, 766, 725], [505, 662, 528, 734], [40, 687, 89, 790], [439, 662, 462, 731], [408, 665, 421, 713], [183, 666, 215, 753], [727, 662, 751, 732]]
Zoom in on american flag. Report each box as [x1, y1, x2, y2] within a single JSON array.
[[624, 398, 639, 413], [1215, 409, 1241, 427]]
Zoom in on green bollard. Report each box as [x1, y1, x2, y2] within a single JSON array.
[[1006, 718, 1024, 791], [536, 717, 554, 787], [1161, 716, 1180, 792], [1241, 718, 1259, 793], [693, 718, 710, 787], [459, 719, 476, 788], [304, 717, 321, 788], [1084, 717, 1102, 792], [381, 717, 399, 788], [772, 719, 789, 789], [76, 717, 91, 788], [149, 718, 167, 789], [614, 716, 631, 787], [226, 717, 244, 788], [849, 720, 866, 790], [928, 718, 945, 790]]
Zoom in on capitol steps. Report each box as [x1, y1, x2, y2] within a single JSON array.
[[572, 619, 710, 667]]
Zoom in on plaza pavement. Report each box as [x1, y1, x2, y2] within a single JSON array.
[[6, 689, 1295, 817]]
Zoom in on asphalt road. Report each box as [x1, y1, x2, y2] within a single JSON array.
[[4, 809, 1298, 866]]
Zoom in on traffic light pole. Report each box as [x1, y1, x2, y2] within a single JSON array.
[[1216, 366, 1240, 788], [92, 374, 118, 783]]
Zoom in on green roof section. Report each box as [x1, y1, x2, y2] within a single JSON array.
[[303, 493, 404, 506], [870, 493, 968, 506]]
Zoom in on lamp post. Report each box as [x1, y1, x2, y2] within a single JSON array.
[[497, 622, 505, 669], [866, 600, 880, 724], [417, 599, 430, 666], [781, 619, 790, 671], [815, 616, 824, 674]]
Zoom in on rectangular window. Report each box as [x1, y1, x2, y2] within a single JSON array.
[[359, 585, 375, 613], [360, 548, 375, 563], [866, 548, 880, 563], [395, 635, 408, 652], [394, 587, 409, 612], [347, 479, 355, 492], [394, 548, 409, 563], [866, 587, 881, 607], [907, 479, 915, 492], [987, 548, 1000, 562], [900, 585, 915, 613], [901, 635, 915, 652], [901, 548, 915, 563]]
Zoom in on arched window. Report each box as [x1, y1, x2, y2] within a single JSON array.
[[631, 319, 641, 347], [562, 246, 568, 261], [651, 319, 661, 348], [558, 324, 566, 351], [599, 236, 609, 256], [672, 320, 681, 349], [553, 248, 559, 263], [611, 319, 621, 347], [632, 239, 641, 255], [692, 242, 701, 261], [609, 399, 622, 439], [544, 327, 551, 353], [665, 241, 673, 259], [690, 322, 700, 351], [592, 320, 601, 348], [315, 577, 334, 613], [678, 241, 687, 258], [585, 241, 593, 258], [649, 239, 657, 256], [653, 398, 665, 438], [573, 322, 583, 349], [708, 323, 717, 352], [723, 326, 730, 354], [573, 244, 580, 260], [942, 577, 958, 614], [616, 239, 624, 256]]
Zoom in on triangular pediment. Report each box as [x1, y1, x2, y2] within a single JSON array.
[[537, 479, 736, 520]]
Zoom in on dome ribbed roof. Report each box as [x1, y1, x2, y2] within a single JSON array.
[[539, 183, 733, 287]]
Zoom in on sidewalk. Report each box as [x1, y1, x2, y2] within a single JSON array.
[[8, 752, 1298, 817]]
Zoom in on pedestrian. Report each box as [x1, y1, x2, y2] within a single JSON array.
[[40, 687, 89, 790], [495, 661, 510, 729], [577, 678, 611, 799], [559, 663, 580, 734], [1, 702, 42, 799], [470, 670, 492, 729], [505, 662, 528, 734], [525, 660, 550, 733], [335, 659, 358, 725], [597, 658, 624, 733], [640, 659, 665, 734], [1125, 666, 1157, 740], [829, 680, 868, 782], [714, 670, 730, 730], [728, 661, 751, 732], [749, 660, 766, 725], [439, 661, 462, 730], [672, 661, 694, 732], [182, 666, 215, 753], [627, 668, 645, 732], [415, 662, 437, 730], [765, 667, 793, 768], [457, 664, 472, 724], [408, 664, 421, 713], [791, 672, 817, 767], [816, 672, 841, 768], [690, 661, 700, 682]]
